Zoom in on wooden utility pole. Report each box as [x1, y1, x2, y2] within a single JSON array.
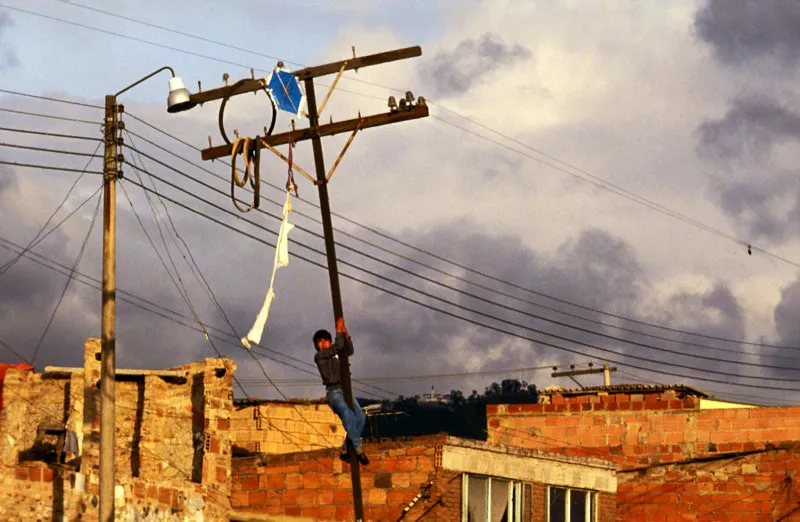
[[101, 94, 118, 522], [195, 46, 428, 521]]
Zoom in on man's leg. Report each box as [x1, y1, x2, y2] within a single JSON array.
[[327, 389, 361, 449]]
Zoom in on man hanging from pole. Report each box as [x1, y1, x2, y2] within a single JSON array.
[[313, 317, 369, 465]]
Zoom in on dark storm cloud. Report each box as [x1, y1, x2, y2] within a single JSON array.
[[697, 95, 800, 243], [774, 277, 800, 346], [695, 0, 800, 66], [667, 283, 745, 341], [423, 33, 532, 97], [698, 95, 800, 160], [0, 230, 99, 368], [341, 223, 650, 396], [712, 175, 800, 243]]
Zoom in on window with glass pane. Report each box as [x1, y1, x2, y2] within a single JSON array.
[[468, 476, 489, 522], [549, 487, 566, 522], [463, 475, 530, 522], [548, 487, 596, 522]]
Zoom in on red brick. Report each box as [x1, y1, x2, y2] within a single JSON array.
[[302, 506, 337, 519], [248, 490, 268, 506], [333, 488, 352, 505], [240, 475, 259, 490], [335, 505, 354, 519], [316, 488, 334, 505], [230, 491, 248, 508], [285, 473, 303, 489], [14, 466, 27, 480], [28, 466, 42, 481], [217, 418, 230, 430], [267, 473, 285, 489], [158, 487, 172, 506], [40, 467, 53, 482]]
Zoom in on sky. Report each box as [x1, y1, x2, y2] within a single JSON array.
[[1, 0, 800, 406]]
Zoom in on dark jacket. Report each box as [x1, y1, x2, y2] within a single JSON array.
[[314, 334, 354, 389]]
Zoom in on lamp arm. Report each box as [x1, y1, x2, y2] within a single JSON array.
[[114, 66, 176, 97]]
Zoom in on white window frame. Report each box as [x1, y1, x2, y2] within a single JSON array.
[[462, 474, 527, 522], [546, 486, 597, 522]]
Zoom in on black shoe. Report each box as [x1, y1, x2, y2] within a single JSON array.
[[355, 448, 370, 466], [339, 451, 350, 462]]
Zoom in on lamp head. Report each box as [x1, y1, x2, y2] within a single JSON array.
[[167, 76, 196, 113]]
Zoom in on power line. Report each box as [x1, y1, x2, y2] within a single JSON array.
[[0, 228, 794, 399], [120, 171, 800, 392], [31, 183, 102, 363], [0, 234, 393, 398], [122, 110, 800, 353], [0, 88, 102, 109], [0, 141, 100, 158], [0, 160, 103, 175], [0, 126, 101, 141], [0, 338, 32, 364], [431, 114, 800, 271], [239, 363, 566, 385], [5, 5, 796, 274], [118, 139, 800, 371], [120, 146, 800, 377], [0, 107, 98, 124], [0, 142, 101, 276], [0, 4, 258, 72], [121, 140, 392, 449]]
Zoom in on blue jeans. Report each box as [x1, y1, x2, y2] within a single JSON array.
[[326, 387, 366, 450]]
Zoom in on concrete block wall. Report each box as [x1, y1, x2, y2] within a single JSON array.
[[231, 400, 342, 455], [487, 399, 800, 520]]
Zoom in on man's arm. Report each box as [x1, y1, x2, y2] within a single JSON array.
[[333, 317, 355, 356]]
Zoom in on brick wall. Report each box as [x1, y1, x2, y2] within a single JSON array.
[[487, 397, 800, 520], [231, 400, 342, 455], [231, 435, 618, 522], [0, 338, 236, 521], [231, 435, 443, 521]]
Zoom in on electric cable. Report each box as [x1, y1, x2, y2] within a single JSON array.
[[4, 7, 795, 272], [0, 126, 101, 141], [123, 142, 387, 445], [31, 184, 102, 364], [123, 112, 800, 353], [0, 160, 103, 175], [0, 87, 102, 109], [0, 141, 100, 158], [0, 141, 102, 276], [0, 338, 33, 364], [0, 107, 98, 124], [121, 173, 800, 392], [1, 232, 794, 403], [0, 234, 392, 398], [121, 150, 800, 377]]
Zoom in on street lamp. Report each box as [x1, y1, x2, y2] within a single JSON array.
[[100, 66, 193, 522]]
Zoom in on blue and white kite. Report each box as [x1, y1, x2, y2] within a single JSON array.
[[266, 66, 305, 116]]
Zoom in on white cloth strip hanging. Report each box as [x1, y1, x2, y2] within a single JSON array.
[[241, 191, 295, 348]]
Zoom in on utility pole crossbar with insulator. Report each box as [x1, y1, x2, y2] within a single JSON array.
[[194, 46, 428, 521]]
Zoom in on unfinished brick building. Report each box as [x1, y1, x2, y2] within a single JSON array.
[[231, 398, 343, 456], [231, 434, 617, 521], [0, 338, 236, 521], [487, 384, 800, 521]]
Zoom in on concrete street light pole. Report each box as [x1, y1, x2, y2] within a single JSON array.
[[100, 66, 194, 521]]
